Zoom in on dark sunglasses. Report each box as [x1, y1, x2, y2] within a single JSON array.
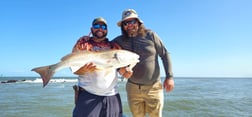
[[123, 19, 137, 26], [93, 24, 107, 30]]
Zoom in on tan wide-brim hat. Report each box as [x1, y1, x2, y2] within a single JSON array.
[[117, 9, 143, 27]]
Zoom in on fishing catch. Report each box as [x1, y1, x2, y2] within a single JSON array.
[[31, 50, 139, 87]]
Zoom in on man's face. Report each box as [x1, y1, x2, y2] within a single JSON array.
[[122, 18, 139, 36], [91, 22, 107, 38]]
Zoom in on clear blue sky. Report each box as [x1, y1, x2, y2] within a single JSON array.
[[1, 0, 251, 77]]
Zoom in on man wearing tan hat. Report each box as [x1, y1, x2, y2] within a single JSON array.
[[71, 17, 124, 117], [112, 9, 174, 117]]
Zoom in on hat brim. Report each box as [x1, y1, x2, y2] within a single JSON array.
[[117, 17, 143, 27]]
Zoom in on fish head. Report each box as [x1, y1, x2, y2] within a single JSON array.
[[114, 50, 140, 65]]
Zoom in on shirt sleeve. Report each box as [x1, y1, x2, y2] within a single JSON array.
[[111, 42, 122, 50], [152, 32, 173, 78], [72, 36, 92, 52]]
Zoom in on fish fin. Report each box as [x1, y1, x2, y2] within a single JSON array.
[[61, 51, 90, 61], [95, 67, 102, 71], [31, 65, 55, 87], [61, 53, 77, 61]]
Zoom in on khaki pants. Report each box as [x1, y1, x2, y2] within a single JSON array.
[[126, 80, 164, 117]]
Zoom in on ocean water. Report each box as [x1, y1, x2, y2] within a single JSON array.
[[0, 77, 251, 117]]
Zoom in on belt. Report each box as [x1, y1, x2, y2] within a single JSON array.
[[128, 80, 151, 89], [128, 80, 158, 86], [128, 80, 145, 86], [73, 85, 85, 92], [128, 80, 159, 89]]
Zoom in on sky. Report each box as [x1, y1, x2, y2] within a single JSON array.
[[0, 0, 251, 78]]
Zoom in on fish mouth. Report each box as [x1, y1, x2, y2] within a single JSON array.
[[114, 52, 139, 64]]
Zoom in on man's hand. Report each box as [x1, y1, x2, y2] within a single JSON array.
[[163, 78, 174, 92], [118, 67, 133, 79], [74, 63, 97, 75]]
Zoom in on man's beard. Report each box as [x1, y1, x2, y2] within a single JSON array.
[[126, 29, 137, 37], [92, 30, 107, 38]]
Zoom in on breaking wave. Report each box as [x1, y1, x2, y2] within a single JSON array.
[[1, 77, 127, 84], [24, 78, 77, 83], [1, 78, 77, 84]]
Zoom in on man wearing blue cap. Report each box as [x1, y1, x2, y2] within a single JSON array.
[[72, 17, 123, 117]]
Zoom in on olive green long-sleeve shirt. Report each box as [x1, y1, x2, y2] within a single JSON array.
[[112, 30, 173, 85]]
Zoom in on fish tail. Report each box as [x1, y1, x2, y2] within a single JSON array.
[[31, 65, 55, 87]]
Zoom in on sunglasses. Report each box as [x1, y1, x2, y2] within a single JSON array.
[[123, 19, 137, 26], [93, 24, 107, 30]]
